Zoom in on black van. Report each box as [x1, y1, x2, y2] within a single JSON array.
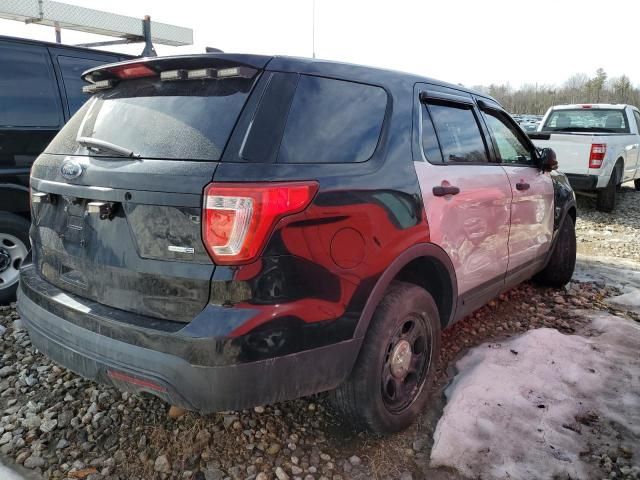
[[0, 35, 131, 303]]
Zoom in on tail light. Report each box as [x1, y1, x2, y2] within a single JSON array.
[[202, 181, 318, 265], [108, 63, 156, 79], [589, 144, 607, 168]]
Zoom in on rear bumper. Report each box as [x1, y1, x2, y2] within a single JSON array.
[[17, 266, 360, 412], [565, 173, 599, 191]]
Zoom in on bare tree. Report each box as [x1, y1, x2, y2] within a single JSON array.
[[475, 69, 640, 114]]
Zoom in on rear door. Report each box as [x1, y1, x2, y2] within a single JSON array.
[[478, 101, 554, 280], [413, 87, 512, 315]]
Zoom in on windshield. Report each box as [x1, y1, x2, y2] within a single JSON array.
[[542, 109, 630, 133], [46, 75, 257, 160]]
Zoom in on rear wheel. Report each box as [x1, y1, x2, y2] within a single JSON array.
[[596, 166, 620, 212], [331, 281, 441, 434], [634, 178, 640, 191], [534, 216, 576, 288], [0, 212, 30, 304]]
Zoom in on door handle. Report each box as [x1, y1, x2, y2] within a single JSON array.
[[516, 182, 530, 191], [433, 185, 460, 196]]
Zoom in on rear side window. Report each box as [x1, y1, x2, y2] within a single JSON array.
[[278, 75, 387, 163], [46, 75, 256, 160], [57, 56, 109, 115], [428, 103, 488, 163], [0, 43, 61, 127]]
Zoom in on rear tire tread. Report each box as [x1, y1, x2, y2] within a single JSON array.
[[331, 281, 441, 434], [596, 165, 620, 212]]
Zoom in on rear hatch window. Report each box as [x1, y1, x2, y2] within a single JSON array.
[[542, 109, 630, 133], [46, 75, 256, 160]]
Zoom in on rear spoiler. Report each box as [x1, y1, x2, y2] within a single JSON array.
[[82, 53, 272, 83], [527, 132, 551, 140]]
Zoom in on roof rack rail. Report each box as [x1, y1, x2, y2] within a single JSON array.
[[0, 0, 193, 56]]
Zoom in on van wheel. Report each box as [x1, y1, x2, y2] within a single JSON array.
[[0, 212, 30, 304], [534, 216, 576, 288], [331, 281, 441, 434], [596, 168, 619, 212]]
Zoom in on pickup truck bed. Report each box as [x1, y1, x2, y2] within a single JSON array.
[[530, 104, 640, 211]]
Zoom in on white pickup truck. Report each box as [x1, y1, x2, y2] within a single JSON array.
[[530, 104, 640, 211]]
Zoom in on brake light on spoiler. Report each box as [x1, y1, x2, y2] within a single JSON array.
[[202, 182, 319, 265], [109, 63, 157, 79], [589, 144, 607, 168]]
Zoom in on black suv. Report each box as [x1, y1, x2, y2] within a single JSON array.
[[17, 54, 576, 433], [0, 35, 131, 303]]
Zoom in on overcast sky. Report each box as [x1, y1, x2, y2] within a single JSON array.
[[1, 0, 638, 88]]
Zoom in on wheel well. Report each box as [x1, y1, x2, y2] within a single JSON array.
[[393, 256, 454, 328]]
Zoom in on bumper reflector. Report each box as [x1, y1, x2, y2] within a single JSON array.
[[107, 370, 167, 392]]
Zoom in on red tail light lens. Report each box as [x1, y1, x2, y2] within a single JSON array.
[[589, 143, 606, 168], [108, 63, 156, 79], [203, 181, 318, 265]]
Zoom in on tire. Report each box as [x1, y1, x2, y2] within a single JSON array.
[[596, 166, 620, 212], [534, 216, 576, 288], [331, 281, 441, 434], [634, 178, 640, 191], [0, 212, 31, 304]]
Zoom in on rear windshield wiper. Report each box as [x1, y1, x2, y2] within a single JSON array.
[[77, 137, 140, 158]]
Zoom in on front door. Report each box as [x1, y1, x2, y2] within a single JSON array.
[[479, 105, 554, 281], [414, 91, 512, 313]]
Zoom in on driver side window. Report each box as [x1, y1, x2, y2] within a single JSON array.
[[482, 110, 535, 166]]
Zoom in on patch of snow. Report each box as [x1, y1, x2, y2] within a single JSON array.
[[0, 460, 26, 480], [574, 255, 640, 312], [430, 311, 640, 480]]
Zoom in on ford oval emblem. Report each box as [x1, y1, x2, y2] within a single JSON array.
[[60, 160, 83, 180]]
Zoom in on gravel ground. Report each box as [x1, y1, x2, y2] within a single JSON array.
[[1, 277, 637, 480], [576, 182, 640, 262], [0, 187, 638, 480]]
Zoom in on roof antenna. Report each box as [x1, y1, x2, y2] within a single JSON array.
[[312, 0, 316, 58]]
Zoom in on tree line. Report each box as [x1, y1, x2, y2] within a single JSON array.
[[472, 69, 640, 115]]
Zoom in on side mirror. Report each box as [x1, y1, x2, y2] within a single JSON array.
[[539, 147, 558, 172]]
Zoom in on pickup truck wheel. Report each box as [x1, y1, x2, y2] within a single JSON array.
[[0, 212, 30, 304], [596, 167, 619, 212], [331, 281, 441, 434], [534, 216, 576, 288]]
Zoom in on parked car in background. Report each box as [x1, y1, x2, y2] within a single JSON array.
[[17, 55, 576, 433], [530, 104, 640, 212], [511, 113, 543, 132], [0, 35, 131, 303]]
